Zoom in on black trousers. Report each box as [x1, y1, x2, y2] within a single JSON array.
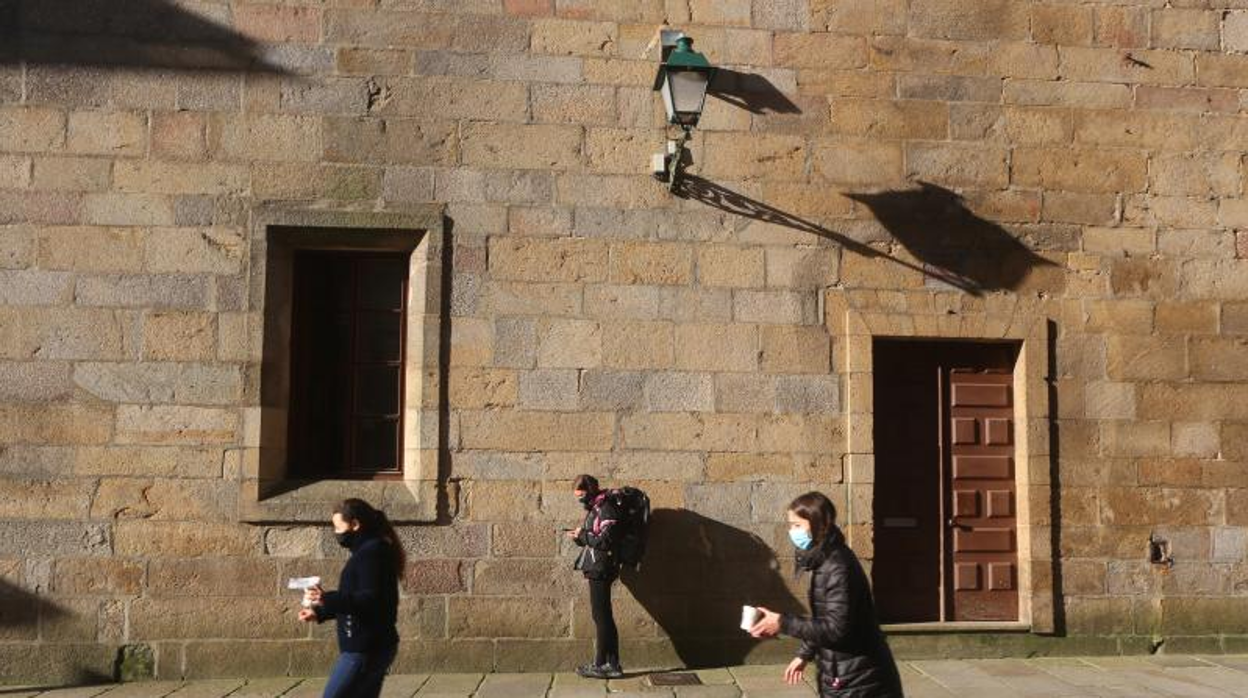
[[588, 577, 619, 666]]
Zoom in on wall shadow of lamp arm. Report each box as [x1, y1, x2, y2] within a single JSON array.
[[675, 178, 1061, 297], [0, 0, 291, 73]]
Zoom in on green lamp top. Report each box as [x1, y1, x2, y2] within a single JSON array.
[[665, 36, 712, 70]]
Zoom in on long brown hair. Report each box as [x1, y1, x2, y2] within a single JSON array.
[[788, 491, 838, 546], [333, 498, 406, 577]]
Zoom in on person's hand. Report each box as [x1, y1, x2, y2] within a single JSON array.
[[783, 657, 806, 685], [298, 608, 317, 623], [303, 585, 323, 606], [749, 606, 782, 638], [565, 526, 581, 540]]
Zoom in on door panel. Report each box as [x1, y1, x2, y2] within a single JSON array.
[[945, 368, 1019, 622]]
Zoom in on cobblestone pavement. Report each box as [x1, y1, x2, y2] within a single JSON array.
[[5, 657, 1248, 698]]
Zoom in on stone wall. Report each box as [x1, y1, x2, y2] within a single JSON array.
[[2, 0, 1248, 683]]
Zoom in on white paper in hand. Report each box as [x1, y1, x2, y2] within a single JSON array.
[[287, 576, 321, 608]]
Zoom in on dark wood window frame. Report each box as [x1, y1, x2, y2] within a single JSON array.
[[287, 250, 410, 481]]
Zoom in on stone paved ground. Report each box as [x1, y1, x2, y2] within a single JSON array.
[[6, 657, 1248, 698]]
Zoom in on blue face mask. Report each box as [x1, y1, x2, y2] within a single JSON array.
[[789, 527, 813, 550]]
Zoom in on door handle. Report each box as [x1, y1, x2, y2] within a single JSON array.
[[947, 518, 969, 530]]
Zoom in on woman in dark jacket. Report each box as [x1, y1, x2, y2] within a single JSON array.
[[750, 492, 903, 698], [301, 498, 405, 698], [567, 474, 624, 679]]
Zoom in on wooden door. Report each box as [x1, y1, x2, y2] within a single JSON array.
[[944, 367, 1018, 621], [873, 340, 1019, 623], [872, 342, 942, 623]]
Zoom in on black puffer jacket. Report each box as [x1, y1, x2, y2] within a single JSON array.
[[780, 526, 904, 698], [572, 492, 621, 580]]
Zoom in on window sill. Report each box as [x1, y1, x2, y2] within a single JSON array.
[[238, 478, 451, 524]]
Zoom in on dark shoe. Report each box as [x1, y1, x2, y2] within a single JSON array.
[[576, 663, 607, 679], [599, 663, 624, 679]]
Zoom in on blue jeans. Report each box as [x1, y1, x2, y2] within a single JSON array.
[[322, 645, 397, 698]]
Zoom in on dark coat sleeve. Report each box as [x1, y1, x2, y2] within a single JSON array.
[[779, 554, 853, 650], [318, 544, 385, 620], [577, 500, 621, 551]]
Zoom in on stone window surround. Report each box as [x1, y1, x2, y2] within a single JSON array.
[[839, 306, 1057, 634], [238, 203, 448, 524]]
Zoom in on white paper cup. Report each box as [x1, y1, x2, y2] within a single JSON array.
[[740, 605, 759, 631]]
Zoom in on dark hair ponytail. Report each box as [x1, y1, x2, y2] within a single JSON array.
[[333, 498, 407, 578]]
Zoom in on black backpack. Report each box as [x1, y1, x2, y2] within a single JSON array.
[[606, 487, 650, 570]]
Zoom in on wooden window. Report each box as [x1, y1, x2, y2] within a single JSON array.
[[287, 250, 409, 479]]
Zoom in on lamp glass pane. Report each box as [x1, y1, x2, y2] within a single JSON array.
[[660, 77, 677, 123], [669, 69, 709, 117]]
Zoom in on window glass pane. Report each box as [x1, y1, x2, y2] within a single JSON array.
[[355, 365, 400, 416], [290, 250, 409, 479], [357, 258, 408, 310], [355, 312, 402, 362], [353, 419, 399, 472]]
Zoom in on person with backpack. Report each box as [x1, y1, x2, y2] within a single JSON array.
[[748, 492, 903, 698], [300, 498, 405, 698], [567, 474, 631, 679]]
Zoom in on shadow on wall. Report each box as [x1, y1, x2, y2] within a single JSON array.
[[620, 509, 806, 669], [0, 0, 289, 72], [709, 69, 802, 115], [0, 579, 113, 687], [675, 176, 1060, 296]]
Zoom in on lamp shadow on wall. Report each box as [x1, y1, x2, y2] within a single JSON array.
[[619, 509, 805, 669], [0, 0, 289, 73], [675, 176, 1060, 297], [708, 69, 802, 115]]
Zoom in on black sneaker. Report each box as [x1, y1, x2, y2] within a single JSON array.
[[599, 663, 624, 679], [575, 663, 607, 679]]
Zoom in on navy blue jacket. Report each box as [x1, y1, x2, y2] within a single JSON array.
[[315, 533, 400, 653]]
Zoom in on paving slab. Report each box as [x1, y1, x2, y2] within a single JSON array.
[[672, 685, 741, 697], [226, 679, 301, 698], [412, 673, 481, 697], [474, 673, 551, 698], [278, 679, 323, 698], [34, 689, 119, 698], [546, 673, 603, 698], [164, 680, 245, 698], [1200, 656, 1248, 673], [690, 669, 734, 685], [378, 675, 427, 698]]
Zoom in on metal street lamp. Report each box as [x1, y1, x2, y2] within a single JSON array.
[[655, 36, 715, 128], [651, 32, 716, 190]]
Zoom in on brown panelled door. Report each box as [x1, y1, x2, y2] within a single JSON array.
[[945, 367, 1018, 621], [873, 340, 1019, 624]]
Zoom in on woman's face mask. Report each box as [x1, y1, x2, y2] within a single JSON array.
[[787, 512, 814, 550], [332, 513, 359, 548], [335, 530, 357, 549]]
